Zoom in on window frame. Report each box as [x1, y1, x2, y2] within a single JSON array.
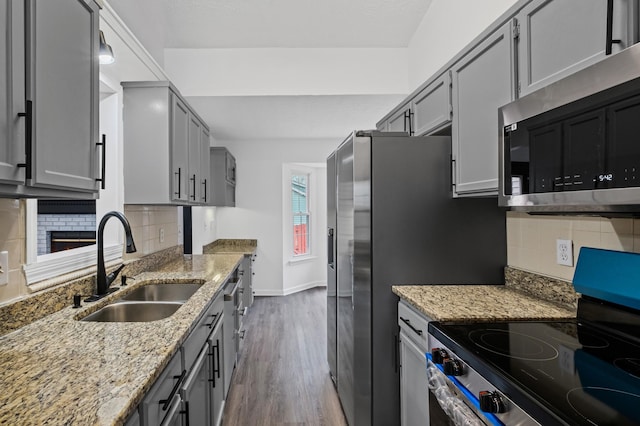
[[291, 172, 311, 257]]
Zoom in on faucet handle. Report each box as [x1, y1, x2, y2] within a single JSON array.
[[121, 275, 136, 286]]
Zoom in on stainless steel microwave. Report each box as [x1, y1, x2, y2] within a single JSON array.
[[499, 42, 640, 213]]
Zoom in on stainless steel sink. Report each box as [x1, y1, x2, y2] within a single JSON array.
[[81, 302, 182, 322], [120, 283, 202, 302]]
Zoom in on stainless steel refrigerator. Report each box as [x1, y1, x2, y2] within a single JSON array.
[[327, 131, 506, 426]]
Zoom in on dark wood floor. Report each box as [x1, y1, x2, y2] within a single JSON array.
[[222, 287, 347, 426]]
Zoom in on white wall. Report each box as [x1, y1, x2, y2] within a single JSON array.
[[192, 207, 218, 255], [214, 138, 337, 295], [407, 0, 518, 91], [164, 48, 409, 96], [106, 0, 167, 67]]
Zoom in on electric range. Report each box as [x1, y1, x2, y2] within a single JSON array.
[[426, 248, 640, 426]]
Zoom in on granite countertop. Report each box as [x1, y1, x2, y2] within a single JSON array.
[[203, 239, 257, 255], [393, 285, 576, 322], [0, 253, 244, 426]]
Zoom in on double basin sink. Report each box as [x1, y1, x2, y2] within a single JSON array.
[[81, 283, 203, 322]]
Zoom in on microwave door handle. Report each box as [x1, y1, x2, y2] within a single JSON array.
[[606, 0, 622, 55]]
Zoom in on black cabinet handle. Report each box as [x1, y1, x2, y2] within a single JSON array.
[[202, 179, 207, 202], [400, 317, 423, 336], [208, 338, 221, 387], [190, 174, 196, 200], [205, 312, 219, 328], [95, 134, 106, 189], [174, 168, 182, 198], [606, 0, 622, 55], [17, 100, 33, 180], [409, 111, 414, 136], [159, 370, 186, 410]]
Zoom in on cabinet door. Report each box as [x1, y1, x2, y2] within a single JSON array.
[[181, 347, 211, 426], [28, 0, 99, 192], [387, 107, 411, 134], [0, 0, 25, 185], [209, 320, 225, 426], [200, 127, 210, 203], [171, 94, 189, 202], [399, 331, 429, 426], [187, 115, 201, 203], [452, 21, 514, 196], [517, 0, 635, 97], [411, 74, 451, 136]]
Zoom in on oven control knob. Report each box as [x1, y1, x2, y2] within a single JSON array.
[[431, 348, 448, 364], [443, 358, 464, 376], [479, 391, 507, 413]]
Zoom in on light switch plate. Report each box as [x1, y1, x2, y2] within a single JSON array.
[[0, 251, 8, 286]]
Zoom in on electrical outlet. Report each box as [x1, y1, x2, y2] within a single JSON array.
[[556, 239, 573, 266], [159, 228, 165, 243], [0, 251, 8, 286]]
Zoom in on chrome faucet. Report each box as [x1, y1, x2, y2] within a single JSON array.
[[95, 211, 137, 297]]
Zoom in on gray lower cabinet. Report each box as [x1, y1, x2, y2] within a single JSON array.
[[398, 301, 431, 426], [516, 0, 637, 97], [239, 254, 254, 310], [208, 318, 225, 426], [209, 147, 236, 207], [181, 346, 211, 425], [0, 0, 100, 198], [140, 351, 184, 426], [451, 20, 515, 196], [411, 73, 452, 136], [136, 292, 226, 426], [122, 81, 210, 205]]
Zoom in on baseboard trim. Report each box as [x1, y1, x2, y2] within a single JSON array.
[[254, 281, 327, 297]]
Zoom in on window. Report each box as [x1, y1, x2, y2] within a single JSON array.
[[292, 174, 310, 256]]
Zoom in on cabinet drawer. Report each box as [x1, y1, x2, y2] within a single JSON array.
[[183, 294, 224, 370], [141, 351, 184, 426], [398, 300, 430, 350]]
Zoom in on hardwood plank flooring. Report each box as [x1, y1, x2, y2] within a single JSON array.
[[222, 287, 347, 426]]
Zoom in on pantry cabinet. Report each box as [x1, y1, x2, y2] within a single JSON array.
[[122, 81, 210, 205], [451, 21, 515, 196], [516, 0, 637, 97], [0, 0, 100, 198]]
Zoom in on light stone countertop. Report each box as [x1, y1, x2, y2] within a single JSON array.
[[0, 253, 243, 426], [203, 239, 257, 255], [393, 285, 576, 322]]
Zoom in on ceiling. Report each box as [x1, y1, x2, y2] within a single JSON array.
[[104, 0, 432, 140], [163, 0, 431, 48]]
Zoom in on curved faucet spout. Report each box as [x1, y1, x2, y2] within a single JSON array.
[[96, 211, 137, 296]]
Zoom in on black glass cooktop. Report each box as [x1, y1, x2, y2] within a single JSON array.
[[429, 298, 640, 425]]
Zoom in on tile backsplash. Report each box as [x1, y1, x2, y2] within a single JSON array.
[[0, 200, 27, 303], [123, 205, 180, 259], [507, 212, 640, 281], [0, 202, 180, 306]]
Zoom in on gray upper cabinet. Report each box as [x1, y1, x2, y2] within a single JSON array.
[[411, 73, 452, 136], [387, 106, 412, 134], [209, 147, 236, 207], [452, 21, 515, 196], [171, 94, 190, 203], [200, 127, 211, 204], [516, 0, 637, 97], [122, 81, 210, 205], [1, 0, 100, 198]]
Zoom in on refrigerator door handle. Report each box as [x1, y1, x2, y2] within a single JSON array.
[[328, 228, 334, 268]]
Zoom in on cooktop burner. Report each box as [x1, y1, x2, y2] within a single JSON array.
[[429, 318, 640, 425], [469, 328, 559, 361]]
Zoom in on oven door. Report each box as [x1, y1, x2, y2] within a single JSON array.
[[427, 359, 498, 426]]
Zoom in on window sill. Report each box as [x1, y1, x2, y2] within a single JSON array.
[[288, 255, 317, 265]]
